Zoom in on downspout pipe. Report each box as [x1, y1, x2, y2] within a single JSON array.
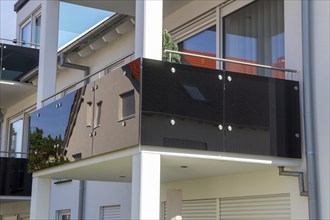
[[302, 1, 319, 219], [78, 180, 86, 220], [59, 53, 90, 77], [278, 166, 308, 196]]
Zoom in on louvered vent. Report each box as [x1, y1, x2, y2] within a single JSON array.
[[100, 205, 120, 220], [220, 194, 291, 220], [182, 199, 218, 220]]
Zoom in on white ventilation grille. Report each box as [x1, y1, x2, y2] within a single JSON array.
[[162, 194, 291, 220], [220, 194, 291, 220], [182, 199, 218, 220], [100, 205, 120, 220]]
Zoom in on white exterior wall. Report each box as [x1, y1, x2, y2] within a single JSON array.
[[84, 181, 132, 219], [49, 180, 80, 219], [310, 1, 330, 219], [161, 169, 309, 219]]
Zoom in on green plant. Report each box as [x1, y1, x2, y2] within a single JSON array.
[[162, 29, 181, 63]]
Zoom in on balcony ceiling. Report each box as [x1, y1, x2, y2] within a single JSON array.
[[33, 147, 301, 183], [62, 0, 191, 17], [0, 80, 36, 109]]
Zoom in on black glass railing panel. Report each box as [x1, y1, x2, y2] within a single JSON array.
[[0, 43, 39, 81], [0, 157, 32, 196], [29, 59, 301, 172], [141, 59, 224, 151], [29, 62, 140, 171], [224, 71, 301, 158]]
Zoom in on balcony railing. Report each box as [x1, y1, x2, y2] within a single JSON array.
[[0, 153, 32, 197], [29, 57, 301, 172]]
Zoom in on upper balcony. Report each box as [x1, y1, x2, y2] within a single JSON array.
[[29, 56, 301, 172], [0, 42, 38, 110]]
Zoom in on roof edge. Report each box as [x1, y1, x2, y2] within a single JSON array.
[[14, 0, 30, 12]]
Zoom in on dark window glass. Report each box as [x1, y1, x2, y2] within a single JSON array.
[[179, 26, 216, 69], [120, 90, 135, 119], [224, 0, 285, 78]]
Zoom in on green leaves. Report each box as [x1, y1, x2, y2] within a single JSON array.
[[162, 29, 181, 63]]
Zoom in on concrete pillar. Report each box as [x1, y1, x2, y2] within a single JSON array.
[[37, 0, 59, 108], [167, 189, 183, 220], [30, 176, 51, 219], [131, 152, 161, 219], [135, 0, 163, 60]]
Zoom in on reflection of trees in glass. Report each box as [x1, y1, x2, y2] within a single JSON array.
[[28, 128, 69, 172], [162, 29, 181, 63], [9, 125, 17, 153]]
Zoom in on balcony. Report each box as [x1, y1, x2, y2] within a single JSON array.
[[0, 43, 38, 109], [29, 58, 301, 172], [0, 155, 32, 197]]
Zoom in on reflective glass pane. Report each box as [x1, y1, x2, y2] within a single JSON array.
[[179, 26, 216, 69], [141, 59, 224, 152], [224, 72, 301, 158], [224, 0, 285, 78], [35, 16, 41, 46], [21, 21, 31, 47], [29, 89, 91, 171], [9, 118, 23, 157]]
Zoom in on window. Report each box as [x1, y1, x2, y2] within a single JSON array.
[[8, 117, 24, 157], [223, 0, 285, 78], [7, 107, 34, 158], [21, 21, 32, 47], [56, 209, 71, 220], [119, 90, 135, 120], [172, 0, 285, 78], [178, 26, 216, 69], [20, 10, 41, 48]]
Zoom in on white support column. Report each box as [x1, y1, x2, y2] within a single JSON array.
[[37, 0, 59, 109], [131, 152, 161, 219], [30, 176, 51, 219], [135, 0, 163, 60]]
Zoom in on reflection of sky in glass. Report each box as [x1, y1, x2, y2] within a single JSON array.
[[183, 29, 216, 54], [30, 92, 76, 139], [272, 33, 285, 63], [58, 2, 113, 48], [225, 34, 257, 61], [11, 119, 23, 152], [225, 33, 285, 64]]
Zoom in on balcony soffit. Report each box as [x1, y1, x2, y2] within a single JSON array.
[[61, 0, 191, 17]]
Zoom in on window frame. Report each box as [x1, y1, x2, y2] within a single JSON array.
[[6, 106, 35, 158], [19, 8, 41, 48], [56, 209, 71, 220], [119, 90, 136, 121]]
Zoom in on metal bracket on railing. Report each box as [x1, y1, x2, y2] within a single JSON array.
[[278, 166, 308, 196]]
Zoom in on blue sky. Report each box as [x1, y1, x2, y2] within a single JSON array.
[[58, 2, 113, 48]]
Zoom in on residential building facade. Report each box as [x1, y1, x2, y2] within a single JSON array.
[[0, 0, 329, 219]]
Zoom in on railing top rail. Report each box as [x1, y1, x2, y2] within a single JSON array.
[[165, 49, 297, 73], [0, 37, 40, 47], [41, 52, 134, 104]]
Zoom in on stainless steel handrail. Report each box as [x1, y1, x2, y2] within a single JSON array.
[[0, 37, 40, 47], [165, 49, 297, 73], [41, 52, 135, 104]]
